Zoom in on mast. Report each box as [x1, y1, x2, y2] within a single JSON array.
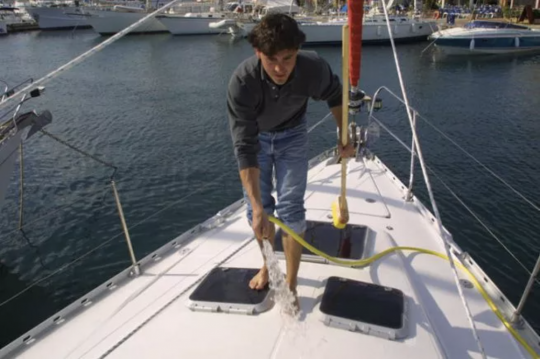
[[334, 0, 365, 229], [348, 0, 363, 94]]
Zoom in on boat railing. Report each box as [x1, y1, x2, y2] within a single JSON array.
[[366, 85, 445, 236], [359, 84, 539, 330]]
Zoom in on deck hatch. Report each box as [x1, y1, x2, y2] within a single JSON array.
[[319, 277, 408, 340], [187, 267, 272, 315], [274, 220, 368, 263]]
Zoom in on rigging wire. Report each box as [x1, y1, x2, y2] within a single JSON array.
[[379, 1, 487, 356], [0, 0, 185, 112], [63, 184, 112, 302], [426, 165, 540, 287], [40, 129, 118, 178], [18, 229, 49, 270], [0, 129, 118, 305], [15, 141, 49, 270], [369, 113, 540, 284], [0, 182, 111, 245], [0, 114, 330, 308], [415, 112, 540, 212], [0, 168, 233, 309]]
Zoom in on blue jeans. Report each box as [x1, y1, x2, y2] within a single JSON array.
[[243, 118, 308, 235]]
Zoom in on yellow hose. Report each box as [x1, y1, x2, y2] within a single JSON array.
[[267, 216, 539, 358]]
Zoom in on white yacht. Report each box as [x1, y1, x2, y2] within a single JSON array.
[[0, 19, 7, 34], [212, 1, 437, 44], [157, 12, 227, 35], [0, 5, 34, 32], [86, 6, 168, 35], [86, 1, 216, 35], [301, 15, 437, 44], [0, 2, 539, 359], [429, 20, 540, 55], [25, 2, 91, 30], [158, 2, 255, 36], [215, 14, 438, 44]]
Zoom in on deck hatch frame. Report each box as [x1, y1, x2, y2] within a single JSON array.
[[187, 267, 272, 315], [319, 276, 408, 340]]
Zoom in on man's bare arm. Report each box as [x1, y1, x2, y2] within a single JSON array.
[[240, 167, 263, 213]]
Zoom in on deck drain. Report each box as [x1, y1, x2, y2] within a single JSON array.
[[23, 335, 36, 345], [386, 226, 393, 230], [365, 198, 376, 203], [460, 279, 473, 289]]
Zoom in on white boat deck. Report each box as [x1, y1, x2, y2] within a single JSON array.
[[2, 150, 539, 359]]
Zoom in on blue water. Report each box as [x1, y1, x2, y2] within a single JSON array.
[[0, 29, 539, 348]]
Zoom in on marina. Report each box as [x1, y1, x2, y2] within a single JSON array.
[[1, 0, 540, 359]]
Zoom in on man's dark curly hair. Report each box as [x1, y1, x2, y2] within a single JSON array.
[[247, 13, 306, 57]]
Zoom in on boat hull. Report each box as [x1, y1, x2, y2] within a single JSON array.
[[25, 6, 90, 30], [233, 18, 437, 44], [429, 24, 540, 55], [86, 10, 168, 35], [0, 20, 7, 35], [434, 41, 540, 55], [157, 15, 224, 35], [302, 20, 437, 44]]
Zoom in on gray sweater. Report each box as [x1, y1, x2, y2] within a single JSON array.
[[227, 50, 342, 170]]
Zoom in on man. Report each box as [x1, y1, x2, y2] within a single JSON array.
[[227, 13, 354, 307]]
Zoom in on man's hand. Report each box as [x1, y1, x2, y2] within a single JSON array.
[[338, 138, 356, 158], [252, 209, 271, 240]]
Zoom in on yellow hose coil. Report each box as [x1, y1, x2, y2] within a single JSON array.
[[267, 216, 539, 358]]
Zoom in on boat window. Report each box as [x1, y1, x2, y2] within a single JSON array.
[[319, 277, 408, 340], [188, 267, 272, 314], [273, 220, 369, 263], [464, 20, 528, 30]]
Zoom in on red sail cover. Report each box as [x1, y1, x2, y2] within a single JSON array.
[[348, 0, 364, 88]]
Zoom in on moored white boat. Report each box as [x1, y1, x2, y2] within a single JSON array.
[[0, 5, 35, 31], [0, 19, 7, 34], [86, 7, 168, 35], [158, 1, 256, 36], [301, 15, 438, 44], [218, 15, 438, 44], [429, 20, 540, 55], [157, 12, 227, 35], [211, 0, 437, 43], [25, 5, 90, 30]]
